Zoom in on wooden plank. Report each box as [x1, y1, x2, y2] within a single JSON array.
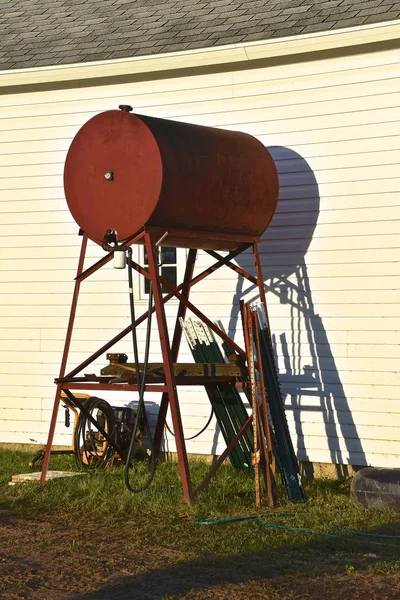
[[0, 245, 103, 261], [3, 78, 400, 130], [4, 287, 400, 308], [288, 421, 400, 442], [0, 431, 71, 444], [0, 386, 62, 398], [166, 89, 400, 123], [236, 120, 400, 145], [276, 135, 400, 159], [0, 339, 41, 352], [0, 151, 67, 167], [294, 435, 400, 455], [0, 164, 63, 180], [263, 235, 400, 253], [180, 105, 400, 131], [1, 101, 399, 147], [264, 220, 400, 239], [0, 397, 43, 410], [214, 247, 400, 267], [0, 207, 70, 223], [181, 300, 400, 319], [285, 398, 400, 414], [234, 69, 400, 103], [295, 448, 400, 467], [0, 139, 70, 155], [2, 300, 400, 321], [279, 369, 400, 386], [0, 408, 42, 421], [0, 363, 399, 387], [274, 149, 400, 171], [0, 125, 84, 144], [274, 354, 400, 374], [191, 274, 400, 294]]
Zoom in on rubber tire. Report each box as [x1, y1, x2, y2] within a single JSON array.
[[351, 467, 400, 510]]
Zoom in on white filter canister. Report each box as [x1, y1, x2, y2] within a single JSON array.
[[113, 249, 126, 269]]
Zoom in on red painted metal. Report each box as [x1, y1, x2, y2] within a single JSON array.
[[41, 226, 274, 503], [40, 233, 88, 486], [206, 249, 257, 285], [76, 253, 113, 282], [64, 110, 279, 250], [65, 239, 252, 381], [252, 308, 275, 508], [242, 301, 261, 506], [145, 231, 192, 501], [160, 274, 247, 359], [183, 242, 252, 287], [195, 412, 253, 496], [61, 383, 168, 393], [153, 248, 197, 458], [45, 107, 280, 503], [76, 230, 145, 282], [253, 241, 269, 324]]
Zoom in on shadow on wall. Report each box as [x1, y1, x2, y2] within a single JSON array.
[[228, 146, 365, 477]]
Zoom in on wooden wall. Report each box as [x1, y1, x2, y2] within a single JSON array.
[[1, 27, 399, 466]]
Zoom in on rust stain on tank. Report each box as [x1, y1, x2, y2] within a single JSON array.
[[64, 109, 279, 250]]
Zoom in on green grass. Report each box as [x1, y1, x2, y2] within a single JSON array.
[[1, 449, 400, 574]]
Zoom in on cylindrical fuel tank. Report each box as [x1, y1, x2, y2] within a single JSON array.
[[64, 109, 279, 250]]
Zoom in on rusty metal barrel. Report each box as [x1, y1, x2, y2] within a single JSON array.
[[64, 108, 279, 250]]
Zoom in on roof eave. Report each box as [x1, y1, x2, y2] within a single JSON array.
[[1, 20, 400, 91]]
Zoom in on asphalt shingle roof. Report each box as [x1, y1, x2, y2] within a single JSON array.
[[0, 0, 399, 71]]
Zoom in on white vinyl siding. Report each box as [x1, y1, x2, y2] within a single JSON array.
[[0, 27, 399, 466]]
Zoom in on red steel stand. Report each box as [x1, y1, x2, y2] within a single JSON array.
[[40, 226, 270, 502]]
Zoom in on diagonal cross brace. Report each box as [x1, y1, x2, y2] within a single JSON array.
[[65, 243, 252, 379]]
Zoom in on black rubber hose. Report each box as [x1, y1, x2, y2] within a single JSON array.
[[124, 248, 157, 493], [164, 407, 214, 441], [74, 397, 116, 469]]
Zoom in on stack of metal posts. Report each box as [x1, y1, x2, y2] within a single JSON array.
[[181, 308, 306, 504], [240, 300, 275, 507], [180, 318, 254, 471], [255, 304, 306, 502]]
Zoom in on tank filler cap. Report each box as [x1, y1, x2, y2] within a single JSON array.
[[119, 104, 133, 112]]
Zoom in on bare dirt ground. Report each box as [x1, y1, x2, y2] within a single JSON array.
[[1, 509, 399, 600]]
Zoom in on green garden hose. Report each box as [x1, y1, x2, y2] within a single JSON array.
[[195, 514, 400, 549]]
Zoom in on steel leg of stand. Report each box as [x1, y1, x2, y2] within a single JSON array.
[[153, 249, 197, 458], [40, 234, 88, 485], [145, 232, 193, 502]]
